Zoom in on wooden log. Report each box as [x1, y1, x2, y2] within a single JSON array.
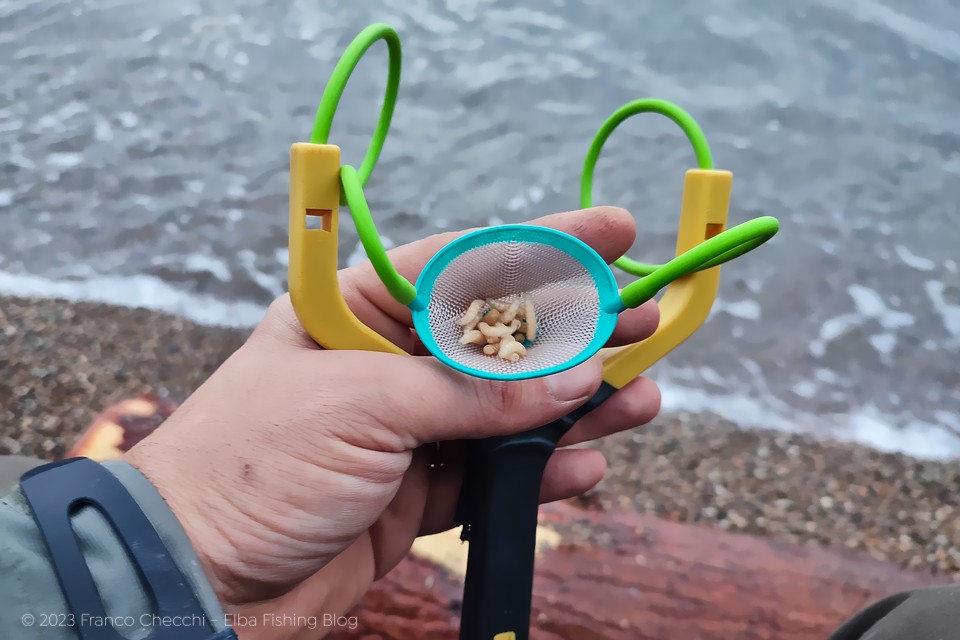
[[329, 501, 951, 639]]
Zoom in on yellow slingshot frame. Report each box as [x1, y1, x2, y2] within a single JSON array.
[[288, 140, 733, 389]]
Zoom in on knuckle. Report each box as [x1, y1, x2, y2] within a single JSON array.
[[479, 378, 526, 418], [593, 204, 632, 221]]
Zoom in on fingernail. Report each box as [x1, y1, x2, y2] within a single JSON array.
[[544, 361, 599, 402]]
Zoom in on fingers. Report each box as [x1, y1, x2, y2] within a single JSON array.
[[558, 376, 661, 447], [327, 352, 603, 447], [339, 206, 638, 333], [416, 446, 605, 536], [606, 300, 659, 347], [539, 449, 607, 503], [256, 206, 651, 353]]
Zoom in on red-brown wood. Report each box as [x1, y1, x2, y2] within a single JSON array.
[[330, 502, 950, 640]]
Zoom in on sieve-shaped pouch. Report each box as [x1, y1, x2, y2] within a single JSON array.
[[411, 225, 619, 380]]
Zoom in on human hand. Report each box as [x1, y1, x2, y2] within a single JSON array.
[[124, 206, 661, 639]]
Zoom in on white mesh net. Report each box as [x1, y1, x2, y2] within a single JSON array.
[[426, 240, 601, 376]]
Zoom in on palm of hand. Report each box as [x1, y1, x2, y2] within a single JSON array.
[[126, 207, 661, 638]]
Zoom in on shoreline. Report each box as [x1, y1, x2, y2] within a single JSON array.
[[2, 294, 959, 578]]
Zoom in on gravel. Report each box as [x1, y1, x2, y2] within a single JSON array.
[[589, 415, 960, 578], [0, 296, 246, 458], [3, 294, 959, 579]]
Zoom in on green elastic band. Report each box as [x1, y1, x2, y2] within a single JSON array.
[[341, 164, 418, 305], [619, 216, 780, 309], [310, 23, 402, 187], [580, 99, 714, 277]]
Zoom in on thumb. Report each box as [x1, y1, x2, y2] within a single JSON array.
[[341, 352, 603, 446]]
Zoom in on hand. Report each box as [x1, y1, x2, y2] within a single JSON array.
[[124, 206, 661, 639]]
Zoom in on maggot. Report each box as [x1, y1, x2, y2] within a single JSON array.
[[523, 299, 537, 340], [501, 298, 522, 324], [459, 329, 486, 346], [485, 298, 510, 312], [481, 308, 501, 324], [478, 321, 519, 338], [459, 299, 486, 329], [458, 296, 535, 363], [498, 340, 527, 362]]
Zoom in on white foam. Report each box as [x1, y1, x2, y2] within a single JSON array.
[[659, 379, 960, 460], [46, 152, 83, 169], [894, 244, 936, 271], [704, 14, 763, 39], [698, 366, 726, 387], [36, 101, 88, 129], [817, 0, 960, 63], [346, 242, 366, 267], [94, 117, 114, 142], [820, 313, 861, 341], [848, 284, 915, 329], [183, 253, 232, 282], [868, 332, 897, 358], [140, 27, 161, 43], [844, 407, 960, 459], [792, 380, 818, 399], [925, 280, 960, 337], [237, 249, 284, 297], [118, 112, 139, 128], [505, 185, 547, 212], [812, 286, 916, 357], [810, 313, 860, 357], [712, 298, 762, 321], [659, 380, 793, 432], [536, 100, 594, 116], [814, 367, 850, 386], [0, 270, 265, 328]]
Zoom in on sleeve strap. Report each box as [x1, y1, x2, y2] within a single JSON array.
[[20, 458, 234, 640]]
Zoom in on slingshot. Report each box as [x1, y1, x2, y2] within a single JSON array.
[[288, 23, 780, 640], [344, 166, 776, 380]]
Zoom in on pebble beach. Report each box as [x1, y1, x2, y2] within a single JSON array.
[[3, 293, 958, 583]]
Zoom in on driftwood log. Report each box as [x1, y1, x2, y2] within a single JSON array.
[[329, 501, 950, 640]]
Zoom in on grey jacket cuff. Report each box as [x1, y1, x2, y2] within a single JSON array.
[[0, 460, 231, 639]]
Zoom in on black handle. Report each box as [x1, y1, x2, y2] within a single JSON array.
[[458, 435, 553, 640], [457, 382, 617, 640]]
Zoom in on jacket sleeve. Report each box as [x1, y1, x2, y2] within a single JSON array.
[[0, 460, 233, 639]]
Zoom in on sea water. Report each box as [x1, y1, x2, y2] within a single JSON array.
[[0, 0, 958, 457]]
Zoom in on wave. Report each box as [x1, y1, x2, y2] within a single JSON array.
[[0, 269, 266, 328]]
